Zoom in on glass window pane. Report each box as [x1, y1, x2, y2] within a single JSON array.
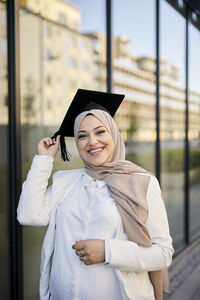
[[20, 0, 105, 298], [0, 1, 11, 299], [113, 0, 156, 173], [189, 24, 200, 240], [160, 0, 186, 250]]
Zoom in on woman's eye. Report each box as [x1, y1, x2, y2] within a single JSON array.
[[78, 135, 87, 139], [97, 130, 105, 135]]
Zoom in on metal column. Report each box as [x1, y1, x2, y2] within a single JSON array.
[[7, 0, 23, 299], [106, 0, 112, 92], [156, 0, 161, 182], [184, 3, 190, 245]]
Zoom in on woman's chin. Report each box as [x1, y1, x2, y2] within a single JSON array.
[[87, 159, 105, 166], [84, 155, 106, 166]]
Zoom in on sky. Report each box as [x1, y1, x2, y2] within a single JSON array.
[[66, 0, 200, 92]]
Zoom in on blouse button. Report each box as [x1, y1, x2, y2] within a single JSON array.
[[93, 179, 96, 182]]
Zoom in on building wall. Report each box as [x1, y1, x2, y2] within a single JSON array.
[[18, 0, 200, 142], [1, 0, 200, 299]]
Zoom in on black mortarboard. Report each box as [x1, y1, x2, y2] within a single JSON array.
[[52, 89, 125, 161]]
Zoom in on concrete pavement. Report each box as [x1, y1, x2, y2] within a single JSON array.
[[164, 237, 200, 300]]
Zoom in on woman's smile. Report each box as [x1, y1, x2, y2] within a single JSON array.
[[77, 115, 114, 166], [88, 147, 104, 155]]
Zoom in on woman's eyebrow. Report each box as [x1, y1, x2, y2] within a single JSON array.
[[78, 130, 87, 133], [78, 125, 104, 134], [94, 125, 104, 130]]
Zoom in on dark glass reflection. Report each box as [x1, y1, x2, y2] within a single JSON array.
[[189, 24, 200, 240], [113, 0, 156, 174], [20, 0, 105, 298], [160, 0, 186, 250], [0, 1, 11, 299]]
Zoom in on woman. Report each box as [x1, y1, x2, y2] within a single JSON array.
[[17, 89, 173, 300]]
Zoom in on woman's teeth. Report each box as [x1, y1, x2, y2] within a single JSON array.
[[90, 148, 102, 153]]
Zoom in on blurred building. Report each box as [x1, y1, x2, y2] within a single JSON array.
[[0, 2, 8, 124], [1, 0, 200, 299], [7, 0, 200, 142], [20, 0, 99, 126], [2, 0, 199, 141]]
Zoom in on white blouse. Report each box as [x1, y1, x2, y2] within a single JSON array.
[[50, 173, 125, 300], [17, 155, 174, 300]]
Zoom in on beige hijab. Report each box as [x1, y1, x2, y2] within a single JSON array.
[[74, 109, 169, 300]]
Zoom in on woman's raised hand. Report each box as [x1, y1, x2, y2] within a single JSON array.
[[38, 135, 60, 158]]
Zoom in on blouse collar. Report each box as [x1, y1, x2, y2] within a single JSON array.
[[81, 171, 106, 189]]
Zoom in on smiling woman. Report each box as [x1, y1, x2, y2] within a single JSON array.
[[17, 89, 173, 300], [77, 115, 114, 166]]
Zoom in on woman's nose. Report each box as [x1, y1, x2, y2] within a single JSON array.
[[88, 134, 98, 146]]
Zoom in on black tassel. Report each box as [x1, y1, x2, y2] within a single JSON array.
[[60, 134, 71, 161], [51, 131, 71, 162]]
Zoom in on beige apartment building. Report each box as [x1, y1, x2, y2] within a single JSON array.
[[1, 0, 200, 144], [20, 0, 100, 127]]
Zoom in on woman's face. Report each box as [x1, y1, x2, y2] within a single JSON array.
[[77, 115, 114, 166]]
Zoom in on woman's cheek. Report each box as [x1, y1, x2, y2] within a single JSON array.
[[77, 139, 87, 153]]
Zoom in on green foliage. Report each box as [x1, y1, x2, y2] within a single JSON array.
[[126, 148, 200, 173], [190, 148, 200, 169], [0, 164, 8, 212], [161, 148, 200, 172], [126, 152, 154, 172], [161, 148, 184, 173]]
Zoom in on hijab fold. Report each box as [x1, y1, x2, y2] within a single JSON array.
[[74, 109, 169, 300]]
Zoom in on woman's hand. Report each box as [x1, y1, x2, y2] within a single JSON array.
[[38, 135, 60, 158], [72, 239, 105, 265]]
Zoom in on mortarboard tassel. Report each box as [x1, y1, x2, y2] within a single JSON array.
[[51, 131, 71, 161], [60, 134, 71, 161]]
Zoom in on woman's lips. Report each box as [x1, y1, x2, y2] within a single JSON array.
[[88, 147, 104, 156]]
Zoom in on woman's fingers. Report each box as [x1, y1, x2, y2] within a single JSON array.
[[42, 137, 55, 146], [38, 135, 60, 157], [40, 137, 51, 147], [55, 134, 60, 145], [76, 249, 85, 257], [72, 239, 105, 264], [72, 241, 85, 250], [80, 255, 91, 264]]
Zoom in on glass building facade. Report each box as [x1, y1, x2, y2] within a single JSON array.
[[1, 0, 200, 299]]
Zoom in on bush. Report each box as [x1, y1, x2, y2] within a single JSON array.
[[161, 148, 184, 173], [126, 148, 200, 173], [190, 148, 200, 169], [126, 152, 155, 172]]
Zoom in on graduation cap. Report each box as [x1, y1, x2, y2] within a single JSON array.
[[52, 89, 125, 161]]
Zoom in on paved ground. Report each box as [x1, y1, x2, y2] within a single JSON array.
[[164, 237, 200, 300]]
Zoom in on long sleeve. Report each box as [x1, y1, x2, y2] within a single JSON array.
[[106, 175, 174, 272], [17, 155, 54, 226]]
